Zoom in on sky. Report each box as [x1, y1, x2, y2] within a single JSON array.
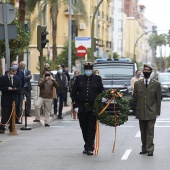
[[140, 0, 170, 33]]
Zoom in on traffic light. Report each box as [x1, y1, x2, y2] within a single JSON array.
[[37, 25, 49, 51], [93, 37, 99, 52]]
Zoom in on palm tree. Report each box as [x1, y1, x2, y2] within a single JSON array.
[[26, 0, 87, 60]]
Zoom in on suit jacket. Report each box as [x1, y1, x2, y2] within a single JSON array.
[[0, 74, 21, 106], [23, 69, 32, 91], [133, 79, 161, 120]]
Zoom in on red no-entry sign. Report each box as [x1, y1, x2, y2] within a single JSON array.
[[76, 45, 87, 57]]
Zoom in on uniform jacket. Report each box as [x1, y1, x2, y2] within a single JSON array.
[[71, 74, 104, 112], [0, 74, 21, 106], [38, 78, 59, 99], [133, 79, 161, 120]]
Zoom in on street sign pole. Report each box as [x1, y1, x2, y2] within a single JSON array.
[[3, 4, 10, 70]]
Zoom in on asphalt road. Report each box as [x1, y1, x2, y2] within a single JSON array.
[[0, 100, 170, 170]]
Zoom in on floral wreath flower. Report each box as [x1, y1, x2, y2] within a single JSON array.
[[93, 89, 130, 127]]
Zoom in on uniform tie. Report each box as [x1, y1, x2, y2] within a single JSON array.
[[145, 79, 148, 88]]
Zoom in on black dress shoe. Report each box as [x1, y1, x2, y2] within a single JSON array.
[[83, 149, 88, 154], [15, 121, 22, 124], [87, 151, 93, 155], [139, 151, 148, 154], [147, 152, 153, 156], [33, 119, 40, 122], [45, 124, 50, 127], [26, 114, 31, 117], [0, 130, 5, 134], [58, 115, 63, 119]]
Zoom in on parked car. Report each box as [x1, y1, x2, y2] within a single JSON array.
[[152, 72, 170, 99]]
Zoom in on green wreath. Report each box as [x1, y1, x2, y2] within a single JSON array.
[[93, 89, 130, 127]]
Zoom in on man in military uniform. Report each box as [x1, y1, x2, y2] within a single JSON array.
[[71, 62, 104, 155], [132, 64, 161, 156]]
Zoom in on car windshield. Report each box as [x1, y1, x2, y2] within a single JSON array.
[[159, 74, 170, 82], [93, 65, 134, 78]]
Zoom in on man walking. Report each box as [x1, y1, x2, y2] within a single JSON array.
[[71, 62, 104, 155], [132, 64, 161, 156]]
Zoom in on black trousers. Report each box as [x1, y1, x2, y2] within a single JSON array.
[[78, 111, 96, 151], [54, 93, 65, 115], [20, 87, 31, 115], [0, 103, 12, 131]]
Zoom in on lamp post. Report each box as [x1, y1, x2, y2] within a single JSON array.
[[133, 30, 155, 62], [91, 0, 103, 62]]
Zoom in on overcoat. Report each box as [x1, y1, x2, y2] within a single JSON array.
[[133, 79, 161, 120]]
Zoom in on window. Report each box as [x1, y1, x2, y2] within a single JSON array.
[[72, 20, 78, 40]]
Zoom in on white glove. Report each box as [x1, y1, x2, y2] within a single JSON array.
[[8, 87, 12, 90], [74, 108, 78, 113], [102, 97, 107, 103]]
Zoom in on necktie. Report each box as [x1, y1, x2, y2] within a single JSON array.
[[10, 77, 13, 86], [145, 80, 148, 88]]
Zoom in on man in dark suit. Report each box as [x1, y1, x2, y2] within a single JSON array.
[[5, 61, 25, 124], [19, 61, 32, 117], [71, 62, 104, 155], [132, 64, 161, 156], [0, 67, 21, 133], [55, 65, 68, 119], [61, 64, 70, 107]]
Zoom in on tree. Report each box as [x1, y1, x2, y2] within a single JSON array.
[[0, 13, 30, 61], [26, 0, 87, 61]]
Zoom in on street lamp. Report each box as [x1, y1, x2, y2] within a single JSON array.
[[91, 0, 104, 62], [133, 30, 154, 62]]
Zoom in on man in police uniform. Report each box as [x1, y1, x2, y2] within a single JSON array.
[[133, 64, 161, 156], [71, 62, 104, 155]]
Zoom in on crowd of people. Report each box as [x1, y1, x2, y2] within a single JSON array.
[[0, 61, 161, 157]]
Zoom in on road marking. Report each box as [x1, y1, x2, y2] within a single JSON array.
[[50, 126, 65, 128], [155, 126, 170, 127], [121, 149, 132, 160], [135, 131, 141, 137], [118, 126, 134, 128]]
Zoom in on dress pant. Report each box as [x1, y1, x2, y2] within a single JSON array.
[[139, 119, 156, 152], [16, 93, 21, 122], [63, 88, 68, 102], [20, 87, 31, 115], [78, 111, 96, 151], [0, 102, 13, 131], [35, 97, 52, 123], [56, 93, 65, 116]]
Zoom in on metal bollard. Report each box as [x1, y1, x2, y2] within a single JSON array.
[[20, 100, 31, 130], [9, 101, 18, 135]]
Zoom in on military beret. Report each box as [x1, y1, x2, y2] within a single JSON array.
[[84, 61, 94, 70], [144, 64, 153, 70]]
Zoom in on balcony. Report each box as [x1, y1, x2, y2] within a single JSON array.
[[64, 6, 81, 16]]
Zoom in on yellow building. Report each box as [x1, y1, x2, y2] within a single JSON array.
[[26, 0, 111, 74], [125, 17, 148, 63]]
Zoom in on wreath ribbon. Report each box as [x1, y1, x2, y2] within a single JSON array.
[[95, 95, 117, 156]]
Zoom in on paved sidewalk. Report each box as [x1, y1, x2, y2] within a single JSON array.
[[0, 105, 72, 131]]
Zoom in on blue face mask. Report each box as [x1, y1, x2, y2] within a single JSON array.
[[84, 70, 92, 77], [12, 65, 18, 69], [58, 69, 63, 73]]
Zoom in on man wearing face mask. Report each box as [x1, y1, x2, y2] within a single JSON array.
[[71, 62, 104, 155], [132, 64, 161, 156], [5, 61, 25, 124], [55, 65, 68, 119], [33, 70, 59, 126], [0, 67, 21, 133]]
